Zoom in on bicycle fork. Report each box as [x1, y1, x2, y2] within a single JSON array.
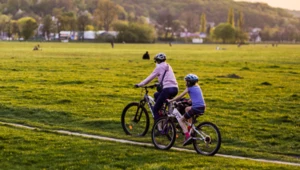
[[192, 126, 212, 147]]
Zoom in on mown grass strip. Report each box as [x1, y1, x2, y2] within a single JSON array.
[[0, 123, 299, 170]]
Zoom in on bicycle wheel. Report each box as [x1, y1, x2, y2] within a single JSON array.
[[151, 117, 176, 150], [121, 102, 150, 136], [192, 122, 221, 156]]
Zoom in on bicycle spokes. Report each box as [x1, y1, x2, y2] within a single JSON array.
[[121, 102, 150, 136], [193, 122, 221, 156], [132, 107, 142, 122], [151, 117, 176, 150]]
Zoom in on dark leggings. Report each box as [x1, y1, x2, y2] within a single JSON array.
[[153, 87, 178, 120], [184, 107, 205, 119]]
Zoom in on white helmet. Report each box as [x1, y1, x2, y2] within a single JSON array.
[[154, 53, 166, 63]]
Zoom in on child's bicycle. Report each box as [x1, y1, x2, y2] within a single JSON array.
[[151, 100, 221, 156], [121, 84, 170, 136]]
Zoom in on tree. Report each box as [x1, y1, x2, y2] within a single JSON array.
[[227, 8, 235, 28], [86, 0, 99, 13], [6, 0, 19, 14], [281, 24, 299, 42], [85, 25, 94, 31], [236, 11, 247, 43], [17, 17, 38, 40], [180, 11, 199, 33], [200, 13, 206, 33], [4, 20, 12, 38], [235, 29, 248, 43], [74, 0, 86, 11], [94, 0, 119, 31], [237, 11, 244, 31], [0, 14, 11, 37], [156, 9, 174, 39], [213, 23, 235, 43], [77, 12, 92, 41], [42, 15, 53, 40], [4, 20, 20, 40], [58, 12, 76, 31], [171, 20, 182, 39], [114, 22, 156, 43], [55, 0, 74, 12], [11, 20, 20, 39], [31, 0, 55, 17]]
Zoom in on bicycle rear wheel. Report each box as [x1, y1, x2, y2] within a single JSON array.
[[121, 102, 150, 136], [193, 122, 221, 156], [151, 117, 176, 150]]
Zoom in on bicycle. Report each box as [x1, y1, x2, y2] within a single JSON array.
[[151, 101, 221, 156], [121, 84, 170, 136]]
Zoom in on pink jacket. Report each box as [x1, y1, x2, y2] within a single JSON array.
[[138, 62, 178, 89]]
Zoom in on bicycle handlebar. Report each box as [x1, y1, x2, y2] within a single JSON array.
[[136, 83, 158, 89]]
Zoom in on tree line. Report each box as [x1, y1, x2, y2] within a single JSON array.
[[0, 0, 300, 43]]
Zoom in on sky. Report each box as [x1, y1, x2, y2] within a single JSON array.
[[234, 0, 300, 11]]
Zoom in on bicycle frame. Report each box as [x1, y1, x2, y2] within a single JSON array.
[[138, 85, 156, 118], [138, 84, 170, 119], [151, 101, 221, 155], [168, 102, 208, 141]]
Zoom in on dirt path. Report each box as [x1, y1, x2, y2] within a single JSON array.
[[1, 121, 299, 167]]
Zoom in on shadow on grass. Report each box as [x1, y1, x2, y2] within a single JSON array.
[[0, 103, 123, 135], [217, 74, 243, 79], [0, 103, 75, 126]]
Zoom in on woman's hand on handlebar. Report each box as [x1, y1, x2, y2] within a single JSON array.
[[167, 99, 174, 103]]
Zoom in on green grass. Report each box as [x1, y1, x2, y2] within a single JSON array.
[[0, 42, 299, 168], [0, 125, 298, 170]]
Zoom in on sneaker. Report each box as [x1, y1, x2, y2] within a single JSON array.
[[183, 136, 193, 146]]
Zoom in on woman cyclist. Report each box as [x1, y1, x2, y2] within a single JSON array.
[[135, 53, 178, 121]]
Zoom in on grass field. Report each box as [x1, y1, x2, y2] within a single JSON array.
[[0, 42, 299, 169]]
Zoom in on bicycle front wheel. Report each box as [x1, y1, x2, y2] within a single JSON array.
[[193, 122, 221, 156], [121, 102, 150, 136], [151, 117, 176, 150]]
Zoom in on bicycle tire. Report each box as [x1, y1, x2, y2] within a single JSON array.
[[193, 121, 221, 156], [151, 117, 176, 150], [121, 102, 150, 136]]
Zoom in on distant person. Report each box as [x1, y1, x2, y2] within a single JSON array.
[[143, 51, 150, 60], [110, 40, 114, 48], [33, 44, 41, 51], [33, 46, 39, 51], [169, 42, 172, 47], [216, 46, 226, 50]]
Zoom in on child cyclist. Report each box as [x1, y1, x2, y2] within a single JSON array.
[[167, 74, 206, 146]]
